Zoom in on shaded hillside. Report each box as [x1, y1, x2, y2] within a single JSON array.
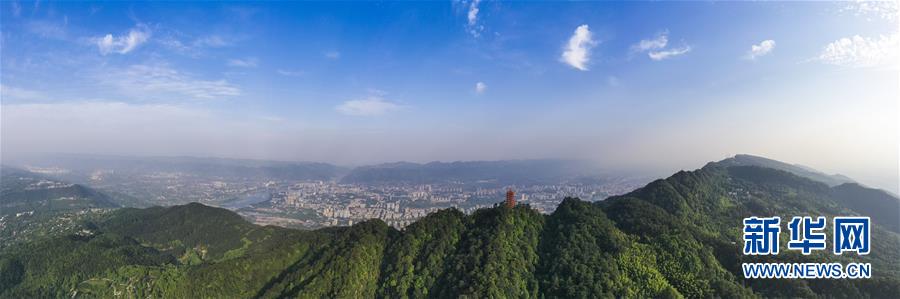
[[2, 162, 899, 298], [711, 154, 854, 187], [833, 183, 900, 233], [100, 203, 260, 260], [601, 164, 900, 297], [1, 167, 118, 216]]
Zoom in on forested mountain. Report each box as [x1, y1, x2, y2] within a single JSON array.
[[711, 154, 855, 187], [0, 167, 119, 251], [832, 183, 900, 233], [1, 167, 118, 216], [2, 161, 899, 298]]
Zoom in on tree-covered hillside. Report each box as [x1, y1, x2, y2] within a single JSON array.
[[0, 167, 119, 251], [711, 154, 855, 187], [1, 167, 118, 216], [2, 163, 899, 298]]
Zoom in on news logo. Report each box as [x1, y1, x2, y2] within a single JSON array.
[[787, 216, 827, 255], [741, 216, 871, 279], [833, 217, 871, 255], [743, 216, 781, 255]]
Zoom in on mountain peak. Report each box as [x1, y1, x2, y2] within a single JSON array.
[[707, 154, 855, 187]]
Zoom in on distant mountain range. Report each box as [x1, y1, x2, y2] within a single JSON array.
[[0, 167, 119, 251], [709, 155, 898, 232], [8, 154, 348, 182], [1, 155, 898, 298], [0, 167, 118, 216], [6, 153, 873, 189], [339, 159, 612, 185], [710, 154, 855, 187], [8, 154, 625, 186]]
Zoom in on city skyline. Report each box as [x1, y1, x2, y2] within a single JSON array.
[[1, 1, 898, 193]]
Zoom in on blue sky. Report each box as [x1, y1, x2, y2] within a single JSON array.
[[1, 1, 898, 192]]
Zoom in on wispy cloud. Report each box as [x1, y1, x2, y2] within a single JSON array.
[[227, 57, 258, 68], [324, 50, 341, 59], [475, 82, 487, 94], [467, 0, 480, 26], [26, 20, 67, 40], [745, 40, 776, 60], [159, 34, 235, 56], [100, 63, 240, 100], [194, 35, 231, 48], [632, 30, 691, 61], [277, 69, 305, 76], [648, 46, 691, 61], [94, 25, 151, 55], [632, 30, 668, 52], [336, 95, 403, 116], [817, 34, 899, 68], [466, 0, 483, 37], [560, 24, 596, 71]]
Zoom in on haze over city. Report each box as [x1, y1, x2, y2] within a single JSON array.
[[3, 2, 900, 298], [1, 1, 897, 192]]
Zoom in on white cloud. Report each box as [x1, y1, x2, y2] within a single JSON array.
[[0, 84, 45, 100], [745, 40, 776, 60], [467, 0, 480, 26], [560, 24, 596, 71], [94, 25, 151, 55], [475, 82, 487, 94], [817, 34, 899, 68], [324, 51, 341, 59], [194, 35, 231, 48], [159, 34, 235, 56], [633, 31, 668, 52], [26, 20, 67, 39], [632, 30, 691, 61], [336, 96, 402, 116], [227, 57, 258, 68], [648, 46, 691, 61], [277, 69, 305, 76], [100, 63, 240, 100], [466, 0, 483, 37], [840, 1, 899, 22]]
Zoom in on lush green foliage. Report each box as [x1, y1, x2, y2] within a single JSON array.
[[1, 167, 118, 216], [377, 209, 467, 298], [832, 183, 900, 233], [2, 164, 899, 298], [538, 198, 679, 298]]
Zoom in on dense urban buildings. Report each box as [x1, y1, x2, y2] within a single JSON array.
[[20, 163, 645, 229]]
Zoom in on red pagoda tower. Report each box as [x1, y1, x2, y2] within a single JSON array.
[[505, 188, 516, 208]]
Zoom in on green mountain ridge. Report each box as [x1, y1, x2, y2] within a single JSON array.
[[1, 167, 119, 216], [1, 167, 120, 250], [2, 161, 899, 298], [711, 154, 855, 187]]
